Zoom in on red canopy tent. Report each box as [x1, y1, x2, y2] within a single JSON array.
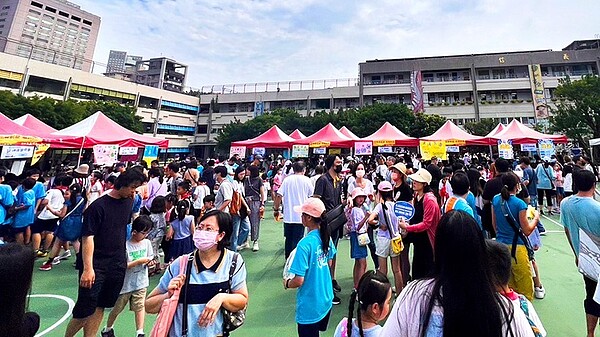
[[485, 123, 505, 138], [0, 112, 45, 144], [13, 114, 57, 134], [231, 125, 295, 148], [295, 123, 354, 148], [488, 119, 568, 144], [421, 120, 490, 145], [364, 122, 419, 147], [339, 126, 361, 140], [52, 111, 169, 148], [289, 129, 307, 140]]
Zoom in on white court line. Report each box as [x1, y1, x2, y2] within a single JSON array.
[[28, 294, 75, 337], [542, 215, 564, 229]]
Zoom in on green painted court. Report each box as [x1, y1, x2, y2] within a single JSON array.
[[29, 206, 589, 336]]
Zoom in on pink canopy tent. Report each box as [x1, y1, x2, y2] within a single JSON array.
[[339, 126, 361, 140], [13, 114, 57, 134], [231, 125, 295, 148], [295, 123, 354, 148], [363, 122, 419, 147], [0, 112, 79, 148], [485, 123, 505, 138], [488, 119, 568, 144], [421, 120, 490, 146], [52, 111, 169, 148], [289, 129, 307, 140]]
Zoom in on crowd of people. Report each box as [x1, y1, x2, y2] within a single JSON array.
[[0, 149, 598, 336]]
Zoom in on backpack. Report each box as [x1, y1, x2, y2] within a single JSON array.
[[229, 188, 243, 216]]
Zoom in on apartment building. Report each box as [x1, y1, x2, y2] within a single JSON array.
[[134, 57, 188, 93], [0, 0, 100, 71], [104, 50, 142, 81]]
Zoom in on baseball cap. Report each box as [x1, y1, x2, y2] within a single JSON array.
[[377, 181, 393, 192], [293, 197, 326, 218], [351, 188, 368, 199], [409, 168, 433, 184]]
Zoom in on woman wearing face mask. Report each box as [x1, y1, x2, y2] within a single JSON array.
[[389, 163, 413, 203], [146, 210, 249, 337]]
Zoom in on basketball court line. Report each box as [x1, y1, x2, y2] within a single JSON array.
[[542, 215, 564, 229], [28, 294, 75, 337]]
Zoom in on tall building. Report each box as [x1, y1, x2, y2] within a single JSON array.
[[0, 0, 100, 71], [134, 57, 188, 93], [105, 50, 142, 81]]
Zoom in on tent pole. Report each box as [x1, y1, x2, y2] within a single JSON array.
[[77, 136, 85, 167], [489, 145, 493, 158]]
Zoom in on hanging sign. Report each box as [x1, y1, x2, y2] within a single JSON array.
[[373, 140, 395, 147], [119, 147, 139, 156], [309, 141, 331, 148], [292, 145, 309, 158], [420, 140, 447, 160], [252, 147, 266, 156], [93, 145, 119, 165], [354, 142, 373, 156], [30, 143, 50, 165], [0, 145, 35, 159], [520, 144, 537, 152], [313, 147, 326, 155], [142, 145, 159, 166], [538, 139, 555, 158], [378, 146, 394, 154], [498, 140, 514, 160], [394, 201, 416, 220], [229, 146, 246, 158], [329, 148, 341, 155], [446, 146, 460, 153], [445, 140, 466, 146], [0, 135, 42, 146]]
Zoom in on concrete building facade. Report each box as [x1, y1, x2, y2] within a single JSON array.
[[134, 57, 188, 93], [0, 0, 100, 71], [105, 49, 141, 81]]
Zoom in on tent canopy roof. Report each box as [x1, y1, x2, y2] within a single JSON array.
[[485, 123, 505, 138], [491, 119, 568, 144], [364, 122, 419, 146], [13, 114, 57, 133], [289, 129, 307, 140], [339, 126, 361, 140], [295, 123, 354, 148], [0, 112, 43, 137], [231, 125, 295, 148], [422, 120, 489, 145]]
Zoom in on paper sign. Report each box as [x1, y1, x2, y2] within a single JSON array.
[[119, 147, 139, 156], [521, 144, 537, 152], [313, 148, 326, 155], [538, 139, 555, 158], [252, 147, 266, 156], [378, 146, 393, 153], [93, 145, 119, 165], [1, 145, 35, 159], [445, 140, 466, 146], [229, 146, 246, 158], [292, 145, 309, 158], [373, 140, 395, 147], [446, 146, 460, 153], [30, 143, 50, 165], [309, 141, 331, 148], [394, 201, 415, 220], [420, 140, 447, 160], [355, 142, 373, 156], [329, 148, 341, 155], [498, 140, 514, 160]]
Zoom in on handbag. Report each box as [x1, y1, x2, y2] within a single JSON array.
[[326, 204, 348, 233], [357, 232, 370, 246], [222, 253, 246, 336], [150, 254, 192, 337], [382, 202, 403, 254], [577, 229, 600, 282]]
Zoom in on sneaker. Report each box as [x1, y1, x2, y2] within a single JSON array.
[[539, 228, 547, 236], [252, 241, 259, 252], [59, 250, 72, 260], [35, 250, 48, 258], [534, 285, 546, 299], [238, 242, 250, 251], [332, 279, 342, 293], [100, 328, 115, 337], [332, 295, 341, 305], [52, 257, 61, 265], [137, 334, 145, 337], [39, 262, 52, 271]]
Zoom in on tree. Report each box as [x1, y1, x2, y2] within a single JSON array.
[[409, 113, 447, 138], [465, 118, 497, 136], [550, 75, 600, 151]]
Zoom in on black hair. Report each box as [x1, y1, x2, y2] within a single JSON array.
[[21, 177, 36, 190], [450, 172, 470, 196], [60, 175, 73, 187], [114, 169, 146, 190], [486, 239, 512, 288], [500, 172, 520, 201], [0, 244, 35, 337], [105, 175, 117, 186], [451, 161, 464, 172], [0, 168, 6, 178], [234, 166, 246, 181], [442, 167, 453, 176], [165, 194, 178, 205], [177, 180, 191, 192], [207, 159, 215, 167], [214, 165, 228, 178], [91, 171, 103, 181], [520, 156, 531, 166], [175, 199, 191, 221], [573, 169, 596, 192], [466, 168, 483, 198], [26, 168, 41, 177], [203, 194, 216, 203], [148, 167, 164, 184], [151, 159, 160, 166], [379, 190, 393, 202], [150, 196, 167, 214], [348, 271, 391, 337], [132, 214, 153, 233], [247, 165, 260, 178], [167, 162, 180, 173], [69, 183, 82, 206], [198, 210, 232, 250], [292, 161, 306, 173], [324, 155, 337, 170], [420, 211, 508, 337], [495, 158, 510, 173], [317, 212, 330, 255]]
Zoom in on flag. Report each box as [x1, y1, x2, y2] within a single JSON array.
[[411, 70, 424, 113]]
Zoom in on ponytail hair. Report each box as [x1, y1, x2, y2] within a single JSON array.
[[348, 271, 391, 337], [176, 199, 190, 222], [500, 172, 520, 201], [318, 212, 330, 255]]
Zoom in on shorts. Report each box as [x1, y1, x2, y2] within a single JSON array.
[[11, 226, 29, 234], [72, 268, 125, 319], [376, 236, 399, 258], [113, 288, 147, 313], [584, 276, 600, 316], [349, 232, 367, 259], [556, 187, 565, 197], [297, 310, 331, 337], [31, 218, 58, 234], [507, 244, 534, 301]]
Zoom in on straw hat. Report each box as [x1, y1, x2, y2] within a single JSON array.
[[74, 164, 89, 175]]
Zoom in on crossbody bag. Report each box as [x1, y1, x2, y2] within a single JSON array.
[[500, 200, 535, 262]]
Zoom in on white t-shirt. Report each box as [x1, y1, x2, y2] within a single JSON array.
[[277, 174, 314, 224], [215, 180, 234, 213], [37, 188, 65, 220], [88, 181, 103, 205], [193, 184, 211, 210], [564, 173, 573, 192], [121, 238, 154, 294]]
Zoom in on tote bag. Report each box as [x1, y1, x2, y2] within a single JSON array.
[[150, 255, 189, 337]]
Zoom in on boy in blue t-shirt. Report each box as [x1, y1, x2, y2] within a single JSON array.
[[12, 178, 37, 244]]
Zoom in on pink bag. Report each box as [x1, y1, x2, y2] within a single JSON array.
[[150, 256, 188, 337]]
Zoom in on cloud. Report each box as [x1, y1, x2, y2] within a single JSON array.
[[78, 0, 600, 89]]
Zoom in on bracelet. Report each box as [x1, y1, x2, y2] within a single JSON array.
[[285, 278, 291, 289]]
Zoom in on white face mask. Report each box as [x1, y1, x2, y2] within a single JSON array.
[[356, 169, 365, 178]]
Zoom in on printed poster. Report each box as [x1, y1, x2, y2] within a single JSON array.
[[538, 139, 555, 158], [313, 148, 326, 155], [229, 146, 246, 158], [252, 147, 266, 156], [142, 145, 159, 166], [521, 144, 537, 152], [498, 140, 514, 160], [0, 145, 35, 159], [419, 140, 447, 160], [446, 146, 460, 153], [93, 145, 119, 165], [354, 142, 373, 156], [119, 147, 139, 156], [292, 145, 309, 158], [378, 147, 394, 154], [30, 143, 50, 165]]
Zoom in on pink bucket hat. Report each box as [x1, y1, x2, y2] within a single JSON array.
[[293, 197, 326, 218]]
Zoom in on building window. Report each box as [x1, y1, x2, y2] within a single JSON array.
[[71, 15, 81, 22], [45, 6, 56, 13], [31, 1, 43, 9], [59, 11, 68, 18], [83, 19, 92, 26], [1, 6, 9, 10], [28, 9, 41, 15]]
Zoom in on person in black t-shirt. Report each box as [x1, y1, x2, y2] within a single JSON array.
[[65, 169, 145, 337], [390, 162, 413, 202]]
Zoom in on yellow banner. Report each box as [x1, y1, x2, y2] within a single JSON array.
[[309, 141, 330, 148], [445, 139, 466, 146], [529, 64, 548, 119], [420, 140, 447, 160], [329, 148, 341, 155], [30, 143, 50, 165], [373, 140, 395, 147], [0, 135, 43, 146]]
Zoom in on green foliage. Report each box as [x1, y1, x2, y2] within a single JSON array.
[[0, 90, 142, 132], [550, 75, 600, 150], [465, 118, 497, 136], [408, 113, 447, 138]]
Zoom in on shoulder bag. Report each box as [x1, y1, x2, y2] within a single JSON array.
[[55, 197, 86, 242], [382, 202, 403, 254], [500, 200, 535, 262], [326, 204, 348, 233], [222, 252, 246, 336], [541, 166, 556, 189]]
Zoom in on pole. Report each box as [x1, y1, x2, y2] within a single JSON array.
[[489, 145, 493, 158], [77, 136, 86, 167]]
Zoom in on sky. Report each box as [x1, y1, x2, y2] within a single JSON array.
[[77, 0, 600, 89]]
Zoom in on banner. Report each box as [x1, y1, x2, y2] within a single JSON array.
[[329, 148, 341, 155], [446, 146, 460, 153], [0, 145, 35, 159], [521, 144, 537, 152], [30, 143, 50, 165], [411, 70, 424, 113], [93, 145, 119, 165], [373, 140, 395, 147], [229, 146, 246, 158], [528, 64, 548, 119], [420, 140, 447, 160], [498, 140, 514, 160], [378, 146, 394, 154], [119, 147, 139, 156], [309, 141, 330, 148], [252, 147, 266, 156], [0, 135, 42, 146], [445, 140, 466, 146], [538, 139, 555, 158], [354, 142, 373, 156], [313, 147, 326, 155], [292, 145, 309, 158]]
